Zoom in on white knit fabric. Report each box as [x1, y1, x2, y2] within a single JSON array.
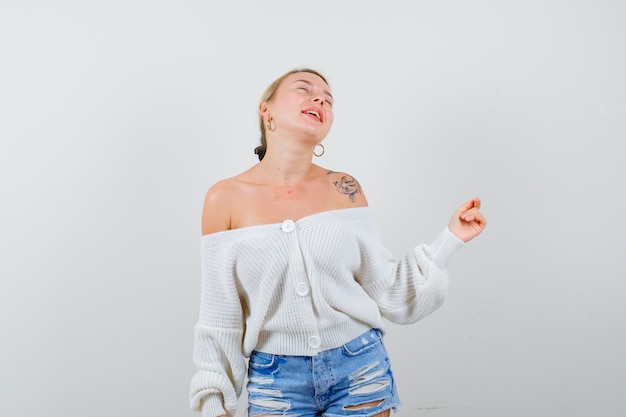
[[190, 207, 464, 417]]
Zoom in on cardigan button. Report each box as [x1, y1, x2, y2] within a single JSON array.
[[281, 219, 295, 232], [308, 335, 321, 349], [296, 282, 309, 296]]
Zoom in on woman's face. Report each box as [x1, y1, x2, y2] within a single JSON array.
[[263, 71, 334, 141]]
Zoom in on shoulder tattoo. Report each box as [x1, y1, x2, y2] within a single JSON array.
[[327, 171, 362, 202]]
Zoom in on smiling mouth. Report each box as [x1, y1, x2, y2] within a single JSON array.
[[302, 109, 323, 122]]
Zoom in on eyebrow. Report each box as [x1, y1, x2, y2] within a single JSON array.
[[292, 79, 333, 100]]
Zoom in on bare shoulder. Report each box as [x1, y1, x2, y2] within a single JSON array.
[[201, 178, 238, 235], [324, 169, 368, 207]]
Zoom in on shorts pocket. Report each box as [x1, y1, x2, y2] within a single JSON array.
[[248, 351, 276, 370], [342, 329, 383, 357]]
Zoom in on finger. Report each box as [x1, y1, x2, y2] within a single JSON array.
[[464, 212, 486, 229], [461, 208, 486, 224], [458, 199, 476, 214], [461, 206, 479, 216], [460, 211, 475, 221]]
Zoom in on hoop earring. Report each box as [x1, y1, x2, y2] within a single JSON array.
[[313, 143, 325, 157]]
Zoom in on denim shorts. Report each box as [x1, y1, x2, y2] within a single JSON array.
[[246, 328, 400, 417]]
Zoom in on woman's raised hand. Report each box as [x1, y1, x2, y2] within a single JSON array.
[[448, 197, 487, 243]]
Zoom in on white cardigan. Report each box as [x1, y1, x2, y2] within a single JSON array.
[[190, 207, 464, 417]]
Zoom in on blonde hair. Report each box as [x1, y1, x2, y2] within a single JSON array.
[[255, 68, 330, 160]]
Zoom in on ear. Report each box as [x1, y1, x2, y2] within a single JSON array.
[[259, 101, 270, 118]]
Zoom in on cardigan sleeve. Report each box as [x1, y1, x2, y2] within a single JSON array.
[[190, 242, 246, 417], [358, 227, 465, 325]]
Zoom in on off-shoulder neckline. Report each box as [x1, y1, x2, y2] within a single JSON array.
[[201, 206, 372, 242]]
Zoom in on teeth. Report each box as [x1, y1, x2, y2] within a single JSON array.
[[306, 110, 320, 119]]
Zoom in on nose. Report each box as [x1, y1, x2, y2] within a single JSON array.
[[313, 97, 325, 106]]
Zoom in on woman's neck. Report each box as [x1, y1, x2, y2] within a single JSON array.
[[257, 142, 317, 185]]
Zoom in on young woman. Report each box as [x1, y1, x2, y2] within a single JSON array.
[[190, 68, 486, 417]]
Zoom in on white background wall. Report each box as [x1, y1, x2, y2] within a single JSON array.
[[1, 1, 625, 416]]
